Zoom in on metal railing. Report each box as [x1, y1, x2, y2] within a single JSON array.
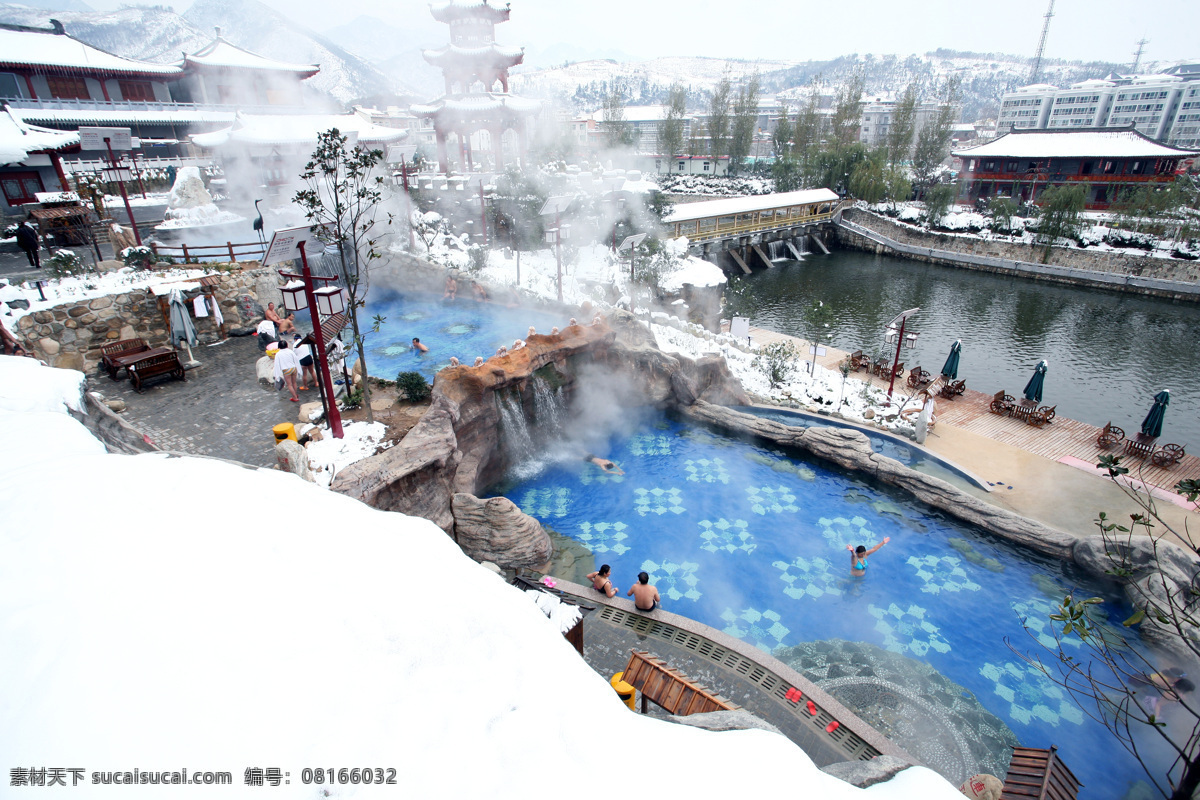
[[675, 206, 839, 243], [7, 97, 308, 116], [63, 156, 216, 174]]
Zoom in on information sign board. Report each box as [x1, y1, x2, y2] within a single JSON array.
[[79, 126, 133, 151], [262, 225, 317, 267]]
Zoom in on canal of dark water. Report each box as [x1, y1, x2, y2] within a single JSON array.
[[722, 248, 1200, 450]]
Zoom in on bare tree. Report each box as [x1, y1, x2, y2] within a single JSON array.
[[911, 76, 961, 197], [294, 128, 393, 423], [886, 84, 919, 167], [708, 75, 732, 162], [602, 87, 635, 149], [1012, 458, 1200, 800], [728, 72, 761, 175], [830, 72, 865, 148], [658, 84, 688, 160]]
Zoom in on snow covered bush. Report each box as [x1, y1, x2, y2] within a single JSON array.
[[45, 249, 86, 279], [121, 245, 157, 270], [754, 340, 800, 389]]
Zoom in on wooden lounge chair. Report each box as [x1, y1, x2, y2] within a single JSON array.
[[1124, 433, 1158, 460], [1151, 443, 1186, 469], [848, 350, 869, 372], [1097, 422, 1124, 449], [128, 350, 186, 393], [101, 338, 150, 380], [938, 379, 966, 400], [989, 390, 1015, 416]]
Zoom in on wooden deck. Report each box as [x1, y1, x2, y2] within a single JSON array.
[[724, 324, 1200, 494]]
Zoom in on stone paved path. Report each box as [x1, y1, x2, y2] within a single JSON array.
[[89, 334, 308, 468]]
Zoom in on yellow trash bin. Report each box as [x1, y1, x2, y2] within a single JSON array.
[[610, 672, 636, 711], [273, 422, 297, 443]]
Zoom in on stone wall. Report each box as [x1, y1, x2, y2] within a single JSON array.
[[838, 208, 1200, 299], [15, 263, 279, 372]]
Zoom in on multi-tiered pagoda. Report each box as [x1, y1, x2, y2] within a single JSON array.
[[411, 1, 540, 173]]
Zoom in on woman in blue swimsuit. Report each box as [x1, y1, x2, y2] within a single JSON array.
[[847, 537, 890, 577]]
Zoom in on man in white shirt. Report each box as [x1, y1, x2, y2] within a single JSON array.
[[273, 339, 301, 402]]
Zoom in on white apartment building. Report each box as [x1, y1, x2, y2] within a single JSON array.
[[1167, 81, 1200, 150], [858, 94, 943, 151], [998, 69, 1199, 145], [997, 84, 1056, 132]]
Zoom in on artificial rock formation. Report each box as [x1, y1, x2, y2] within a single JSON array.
[[451, 493, 551, 570]]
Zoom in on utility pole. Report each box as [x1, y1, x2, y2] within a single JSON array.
[[1028, 0, 1056, 84]]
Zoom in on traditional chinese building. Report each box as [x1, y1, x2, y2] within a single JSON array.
[[410, 1, 540, 173], [953, 127, 1198, 210]]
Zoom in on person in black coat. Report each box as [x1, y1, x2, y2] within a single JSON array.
[[15, 221, 40, 268]]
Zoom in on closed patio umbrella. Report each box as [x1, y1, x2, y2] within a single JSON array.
[[1141, 389, 1170, 438], [940, 340, 962, 379], [1023, 360, 1047, 403], [168, 288, 199, 368]]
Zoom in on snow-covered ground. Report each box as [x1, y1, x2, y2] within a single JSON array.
[[1, 354, 965, 799], [870, 201, 1200, 260], [0, 265, 217, 326], [304, 419, 391, 488]]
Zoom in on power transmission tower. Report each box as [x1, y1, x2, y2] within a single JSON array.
[[1131, 37, 1149, 73], [1028, 0, 1055, 83]]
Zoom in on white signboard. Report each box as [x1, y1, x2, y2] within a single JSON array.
[[34, 191, 80, 204], [618, 233, 648, 252], [808, 346, 827, 356], [730, 316, 751, 341], [386, 144, 417, 164], [102, 168, 134, 182], [262, 225, 317, 267], [79, 126, 133, 151]]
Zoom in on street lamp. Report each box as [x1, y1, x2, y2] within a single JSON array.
[[883, 307, 920, 401], [276, 240, 344, 439]]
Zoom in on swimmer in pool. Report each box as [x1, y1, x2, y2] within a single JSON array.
[[847, 537, 890, 576], [412, 337, 428, 353], [584, 453, 624, 475]]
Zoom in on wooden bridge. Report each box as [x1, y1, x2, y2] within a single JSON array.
[[665, 189, 844, 274]]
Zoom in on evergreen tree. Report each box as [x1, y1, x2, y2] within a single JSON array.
[[657, 84, 688, 159], [911, 76, 961, 197], [792, 91, 822, 178], [708, 76, 732, 161], [728, 73, 761, 176], [772, 109, 793, 159], [886, 84, 919, 166], [849, 149, 888, 204]]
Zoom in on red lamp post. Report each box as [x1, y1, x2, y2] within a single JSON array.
[[279, 241, 345, 439], [883, 307, 920, 401]]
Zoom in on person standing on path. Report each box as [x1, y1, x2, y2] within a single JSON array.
[[627, 572, 660, 612], [274, 339, 301, 402], [15, 221, 40, 268], [847, 537, 890, 577]]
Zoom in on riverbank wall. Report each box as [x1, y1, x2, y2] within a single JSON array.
[[834, 208, 1200, 302]]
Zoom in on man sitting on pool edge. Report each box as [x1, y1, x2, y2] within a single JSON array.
[[627, 572, 660, 613], [584, 453, 624, 475]]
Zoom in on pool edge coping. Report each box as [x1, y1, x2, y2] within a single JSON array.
[[548, 576, 920, 768], [743, 403, 993, 492]]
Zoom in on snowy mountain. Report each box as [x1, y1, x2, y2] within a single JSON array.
[[0, 0, 400, 104], [510, 49, 1133, 122]]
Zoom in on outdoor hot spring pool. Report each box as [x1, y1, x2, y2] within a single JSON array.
[[490, 409, 1175, 799], [352, 292, 568, 382]]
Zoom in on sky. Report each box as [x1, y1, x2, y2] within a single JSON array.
[[234, 0, 1197, 67]]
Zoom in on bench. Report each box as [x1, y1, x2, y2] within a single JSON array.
[[1097, 422, 1124, 449], [101, 338, 150, 380], [989, 390, 1015, 416], [1124, 433, 1158, 460], [1027, 405, 1056, 429], [848, 349, 869, 372], [938, 379, 966, 400], [128, 350, 186, 393]]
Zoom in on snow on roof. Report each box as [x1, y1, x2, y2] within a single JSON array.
[[665, 188, 840, 222], [411, 93, 541, 119], [952, 128, 1199, 159], [13, 106, 236, 127], [182, 37, 319, 75], [0, 106, 79, 162], [190, 112, 407, 149], [0, 355, 971, 800], [0, 26, 182, 76], [422, 42, 524, 67], [430, 0, 511, 23]]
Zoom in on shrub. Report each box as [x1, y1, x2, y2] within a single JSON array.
[[753, 340, 799, 390], [121, 245, 157, 270], [45, 249, 87, 278], [465, 245, 488, 274], [395, 370, 431, 402]]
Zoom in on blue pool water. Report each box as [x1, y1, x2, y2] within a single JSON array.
[[493, 410, 1171, 798], [355, 292, 568, 382]]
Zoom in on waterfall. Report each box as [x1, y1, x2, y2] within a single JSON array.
[[532, 375, 567, 432], [497, 389, 535, 464], [767, 240, 785, 261]]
